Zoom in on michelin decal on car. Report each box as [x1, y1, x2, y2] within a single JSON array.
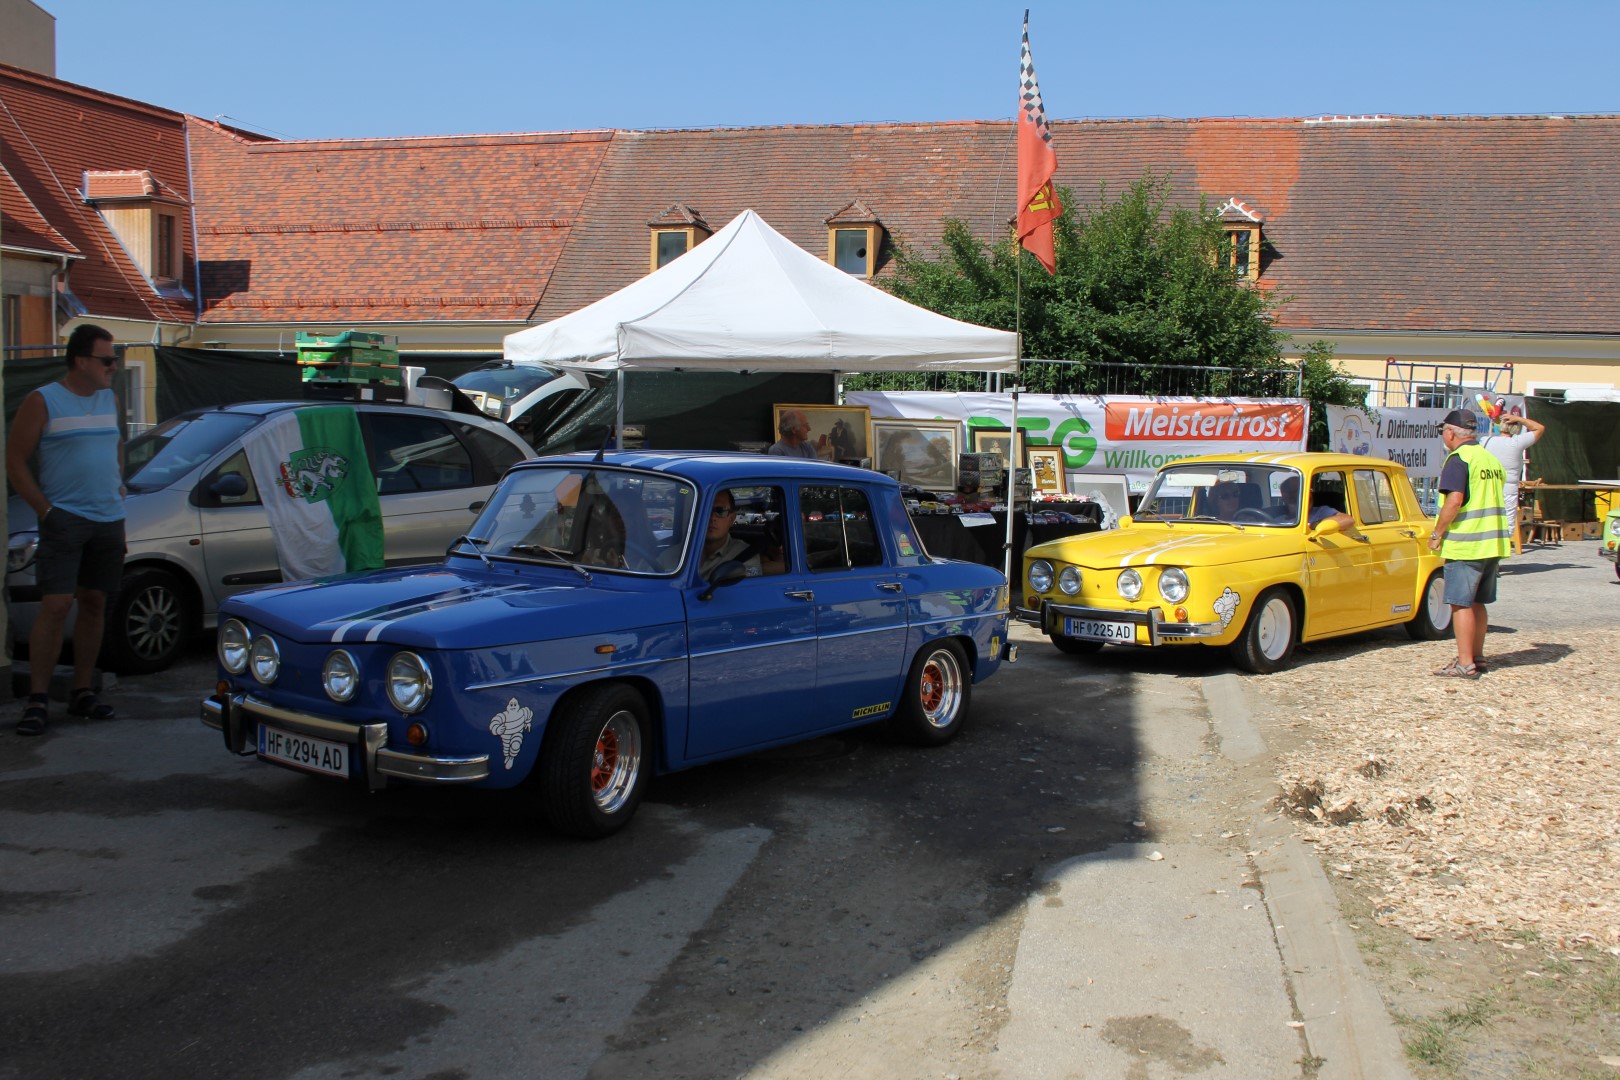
[[490, 698, 534, 769], [1213, 587, 1242, 630]]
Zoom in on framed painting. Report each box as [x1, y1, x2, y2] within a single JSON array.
[[770, 404, 871, 462], [1068, 472, 1132, 521], [1027, 447, 1067, 495], [969, 426, 1026, 471], [871, 418, 961, 492]]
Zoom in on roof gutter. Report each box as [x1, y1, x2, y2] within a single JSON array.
[[183, 119, 203, 322]]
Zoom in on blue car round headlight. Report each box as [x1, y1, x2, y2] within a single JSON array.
[[323, 650, 360, 703], [386, 652, 432, 714], [1028, 559, 1055, 593], [1118, 568, 1143, 601], [219, 619, 251, 674], [250, 634, 280, 685], [1158, 567, 1190, 604]]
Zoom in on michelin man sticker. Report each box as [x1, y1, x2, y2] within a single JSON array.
[[1213, 587, 1242, 631], [489, 698, 533, 770]]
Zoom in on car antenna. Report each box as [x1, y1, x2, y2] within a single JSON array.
[[592, 425, 613, 464]]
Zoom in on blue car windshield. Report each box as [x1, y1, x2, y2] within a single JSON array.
[[467, 466, 696, 574], [124, 412, 263, 492]]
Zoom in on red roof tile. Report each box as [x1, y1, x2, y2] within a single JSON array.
[[1, 162, 78, 257], [187, 121, 613, 324], [0, 62, 195, 323]]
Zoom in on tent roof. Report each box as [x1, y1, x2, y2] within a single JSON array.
[[503, 209, 1017, 373]]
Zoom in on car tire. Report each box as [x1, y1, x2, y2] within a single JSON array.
[[536, 682, 649, 839], [1048, 633, 1103, 655], [1228, 588, 1297, 674], [1404, 570, 1454, 640], [887, 639, 971, 746], [100, 567, 193, 675]]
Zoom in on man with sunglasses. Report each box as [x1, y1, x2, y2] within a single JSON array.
[[699, 489, 765, 579], [7, 324, 126, 735]]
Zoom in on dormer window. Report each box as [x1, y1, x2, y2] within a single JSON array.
[[1217, 197, 1264, 282], [647, 204, 712, 272], [83, 169, 189, 290], [825, 200, 885, 278]]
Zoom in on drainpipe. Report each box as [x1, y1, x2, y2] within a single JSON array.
[[183, 121, 203, 322]]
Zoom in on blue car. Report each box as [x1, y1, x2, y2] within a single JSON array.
[[201, 452, 1015, 836]]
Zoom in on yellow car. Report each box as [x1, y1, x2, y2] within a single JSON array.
[[1021, 453, 1450, 672]]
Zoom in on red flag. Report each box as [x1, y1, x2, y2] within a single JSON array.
[[1017, 10, 1061, 274]]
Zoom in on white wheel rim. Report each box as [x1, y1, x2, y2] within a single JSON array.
[[1425, 575, 1451, 630], [1256, 598, 1292, 661]]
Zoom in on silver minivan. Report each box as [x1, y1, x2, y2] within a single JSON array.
[[7, 400, 530, 674]]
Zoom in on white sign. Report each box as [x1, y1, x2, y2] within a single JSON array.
[[1326, 396, 1526, 481]]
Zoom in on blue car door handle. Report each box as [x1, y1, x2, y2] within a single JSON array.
[[784, 590, 815, 602], [876, 581, 903, 593]]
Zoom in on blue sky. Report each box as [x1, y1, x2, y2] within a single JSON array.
[[40, 0, 1620, 140]]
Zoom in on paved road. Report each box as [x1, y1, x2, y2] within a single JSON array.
[[1, 539, 1607, 1079]]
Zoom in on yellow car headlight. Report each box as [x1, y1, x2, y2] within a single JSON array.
[[1028, 560, 1055, 593], [1158, 567, 1190, 604], [1118, 568, 1143, 601], [1058, 566, 1082, 595]]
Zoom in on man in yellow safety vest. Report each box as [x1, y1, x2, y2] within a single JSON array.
[[1426, 408, 1512, 679]]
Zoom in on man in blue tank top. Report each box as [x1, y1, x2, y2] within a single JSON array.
[[7, 324, 126, 735]]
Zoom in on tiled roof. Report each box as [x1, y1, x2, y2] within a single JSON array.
[[186, 121, 613, 324], [536, 115, 1620, 337], [0, 62, 194, 323], [1, 162, 78, 256], [82, 169, 172, 201]]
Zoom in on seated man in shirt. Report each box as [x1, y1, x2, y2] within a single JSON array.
[[699, 490, 785, 579], [1278, 475, 1356, 531]]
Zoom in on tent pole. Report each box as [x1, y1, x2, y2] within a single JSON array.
[[1004, 384, 1020, 585], [615, 367, 626, 450]]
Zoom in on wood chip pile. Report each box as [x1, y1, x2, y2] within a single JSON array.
[[1262, 628, 1620, 949]]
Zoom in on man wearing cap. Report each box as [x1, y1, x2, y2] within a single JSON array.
[[1428, 409, 1512, 678]]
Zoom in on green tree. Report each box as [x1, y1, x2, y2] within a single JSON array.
[[855, 174, 1365, 444]]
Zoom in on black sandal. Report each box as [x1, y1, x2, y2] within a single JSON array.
[[17, 696, 48, 736], [68, 688, 115, 720]]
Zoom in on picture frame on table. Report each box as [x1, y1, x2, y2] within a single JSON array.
[[871, 418, 961, 492], [969, 426, 1026, 471], [769, 404, 871, 462], [1027, 447, 1067, 495], [1067, 472, 1132, 521]]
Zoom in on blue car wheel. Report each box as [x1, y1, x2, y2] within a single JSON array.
[[537, 683, 649, 839], [888, 640, 971, 747]]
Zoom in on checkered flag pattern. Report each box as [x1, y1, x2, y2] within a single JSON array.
[[1020, 11, 1053, 144]]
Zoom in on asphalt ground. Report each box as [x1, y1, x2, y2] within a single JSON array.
[[0, 537, 1609, 1079]]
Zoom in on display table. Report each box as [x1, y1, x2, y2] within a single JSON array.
[[911, 502, 1103, 589]]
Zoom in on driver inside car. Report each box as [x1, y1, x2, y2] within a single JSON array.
[[1208, 480, 1244, 520]]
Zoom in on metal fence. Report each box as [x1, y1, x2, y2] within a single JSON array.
[[844, 359, 1305, 398]]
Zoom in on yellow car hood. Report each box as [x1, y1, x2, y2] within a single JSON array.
[[1027, 524, 1304, 569]]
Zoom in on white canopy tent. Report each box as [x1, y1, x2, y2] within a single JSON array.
[[503, 209, 1018, 373], [502, 209, 1024, 579]]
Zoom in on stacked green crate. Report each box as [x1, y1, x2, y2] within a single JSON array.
[[295, 331, 402, 386]]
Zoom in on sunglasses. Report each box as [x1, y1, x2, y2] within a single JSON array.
[[90, 354, 120, 367], [1214, 489, 1239, 499], [711, 506, 736, 518]]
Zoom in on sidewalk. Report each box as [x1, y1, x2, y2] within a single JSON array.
[[996, 628, 1413, 1079]]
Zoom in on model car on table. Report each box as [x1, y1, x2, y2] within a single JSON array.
[[202, 451, 1015, 836], [1020, 453, 1449, 673]]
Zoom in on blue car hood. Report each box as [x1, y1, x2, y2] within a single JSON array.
[[222, 565, 681, 648]]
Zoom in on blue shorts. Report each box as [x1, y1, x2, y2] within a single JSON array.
[[1443, 558, 1500, 607], [35, 507, 125, 596]]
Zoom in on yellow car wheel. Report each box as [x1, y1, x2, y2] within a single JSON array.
[[1404, 571, 1453, 641], [1229, 588, 1297, 674]]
